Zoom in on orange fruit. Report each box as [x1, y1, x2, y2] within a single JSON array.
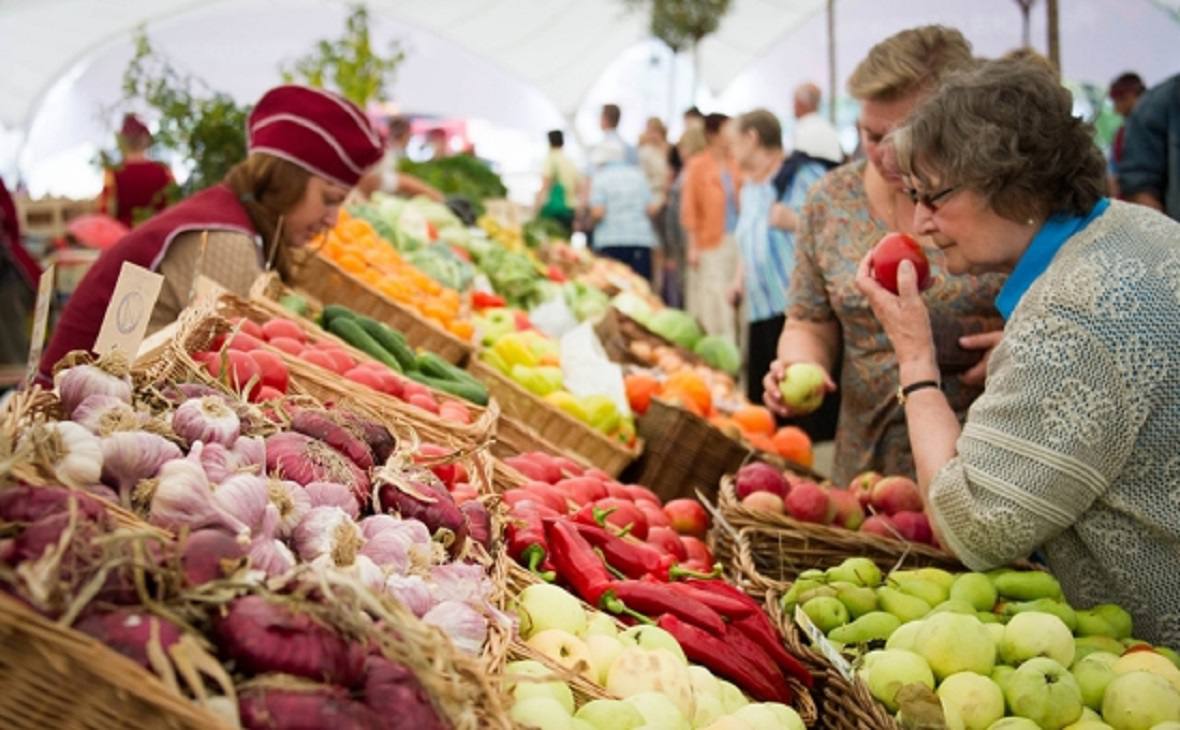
[[663, 371, 712, 416], [773, 426, 814, 469], [660, 391, 705, 418], [709, 415, 742, 440], [732, 404, 775, 437], [625, 373, 660, 415], [745, 433, 777, 453]]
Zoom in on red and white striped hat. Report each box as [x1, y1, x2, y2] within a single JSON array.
[[248, 85, 383, 188]]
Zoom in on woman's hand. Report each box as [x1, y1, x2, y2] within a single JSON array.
[[958, 330, 1004, 386], [763, 358, 837, 417], [854, 253, 938, 376]]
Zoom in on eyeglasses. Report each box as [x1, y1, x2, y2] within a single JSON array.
[[905, 185, 959, 212]]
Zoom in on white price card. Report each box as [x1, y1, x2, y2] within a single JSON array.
[[93, 262, 164, 359], [794, 604, 855, 681], [23, 265, 56, 386]]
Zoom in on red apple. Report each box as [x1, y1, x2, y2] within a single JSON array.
[[740, 491, 784, 515], [860, 514, 900, 540], [593, 497, 648, 539], [826, 487, 865, 530], [869, 476, 923, 515], [647, 526, 688, 561], [892, 511, 933, 544], [680, 535, 714, 566], [849, 470, 882, 507], [734, 462, 789, 500], [785, 481, 831, 524], [624, 484, 661, 505], [556, 477, 608, 506], [663, 499, 709, 538], [635, 500, 671, 529], [869, 232, 932, 295]]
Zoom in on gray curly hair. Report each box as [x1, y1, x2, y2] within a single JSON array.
[[891, 57, 1106, 222]]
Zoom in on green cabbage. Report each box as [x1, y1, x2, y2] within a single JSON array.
[[693, 335, 741, 375], [611, 293, 654, 326]]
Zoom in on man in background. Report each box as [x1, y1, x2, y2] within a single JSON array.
[[598, 104, 638, 165], [1108, 72, 1147, 197], [791, 82, 844, 165], [1119, 72, 1180, 221], [589, 140, 657, 281], [536, 130, 581, 234]]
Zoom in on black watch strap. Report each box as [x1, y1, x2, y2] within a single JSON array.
[[901, 380, 941, 397]]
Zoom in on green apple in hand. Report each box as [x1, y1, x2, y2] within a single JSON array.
[[779, 362, 826, 414]]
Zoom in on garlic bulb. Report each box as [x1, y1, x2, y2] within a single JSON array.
[[198, 443, 234, 483], [230, 436, 265, 473], [294, 506, 363, 566], [303, 481, 359, 519], [172, 397, 240, 447], [72, 395, 137, 436], [248, 536, 295, 577], [359, 526, 409, 573], [100, 431, 183, 498], [56, 364, 131, 416], [266, 480, 311, 538], [422, 601, 487, 654], [149, 452, 245, 534], [50, 421, 103, 488], [211, 474, 270, 536], [312, 553, 384, 590], [384, 574, 433, 618], [360, 516, 433, 568]]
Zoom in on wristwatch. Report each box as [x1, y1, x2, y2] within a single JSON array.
[[897, 379, 941, 406]]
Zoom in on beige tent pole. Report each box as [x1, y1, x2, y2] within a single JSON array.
[[827, 0, 836, 122], [1047, 0, 1061, 75]]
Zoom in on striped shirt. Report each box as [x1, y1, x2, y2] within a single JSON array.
[[735, 161, 826, 322]]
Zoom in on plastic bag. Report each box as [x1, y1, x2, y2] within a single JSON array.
[[529, 293, 580, 340], [559, 323, 631, 416]]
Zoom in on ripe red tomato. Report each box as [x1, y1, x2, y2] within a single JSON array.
[[247, 349, 289, 394], [870, 233, 932, 295]]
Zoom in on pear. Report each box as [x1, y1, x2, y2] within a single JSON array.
[[1090, 603, 1132, 639], [930, 599, 977, 615], [908, 568, 956, 592], [825, 557, 883, 588], [891, 577, 949, 607], [831, 581, 879, 618], [802, 596, 850, 633], [878, 586, 933, 623], [828, 611, 902, 644], [781, 577, 828, 612], [1000, 598, 1078, 632], [976, 611, 1003, 624], [1075, 609, 1117, 638], [886, 620, 924, 652], [950, 572, 999, 612], [1074, 635, 1126, 661], [991, 570, 1062, 601]]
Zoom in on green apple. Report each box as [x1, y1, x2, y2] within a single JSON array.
[[511, 696, 573, 729], [931, 599, 978, 615], [892, 576, 950, 607], [1004, 657, 1084, 729], [527, 629, 596, 682], [618, 626, 688, 665], [1071, 651, 1118, 711], [505, 660, 575, 714], [781, 577, 827, 612], [1102, 671, 1180, 729], [517, 583, 587, 639], [582, 611, 619, 639], [1062, 706, 1114, 729], [1113, 651, 1180, 692], [986, 719, 1040, 730], [832, 581, 879, 618], [575, 699, 645, 730], [1076, 635, 1127, 660], [937, 672, 1005, 730], [951, 573, 999, 612], [606, 648, 695, 721], [803, 595, 850, 633], [878, 586, 933, 623], [914, 613, 996, 680], [779, 362, 826, 414], [1146, 722, 1180, 730], [829, 611, 902, 644], [1000, 611, 1076, 667], [1001, 598, 1078, 632], [826, 557, 882, 588], [991, 665, 1016, 695], [718, 680, 749, 713], [623, 690, 691, 730], [586, 634, 625, 684], [1076, 609, 1118, 638], [859, 649, 935, 712], [732, 702, 805, 730], [886, 620, 925, 652]]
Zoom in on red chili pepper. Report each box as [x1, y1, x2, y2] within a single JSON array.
[[680, 579, 763, 612], [569, 521, 670, 578], [731, 612, 814, 688], [664, 581, 757, 619], [544, 519, 613, 604], [506, 513, 555, 581], [472, 291, 507, 310], [721, 622, 794, 702], [604, 580, 727, 636], [656, 614, 793, 704]]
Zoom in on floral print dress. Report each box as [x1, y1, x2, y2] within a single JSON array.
[[788, 160, 1006, 485]]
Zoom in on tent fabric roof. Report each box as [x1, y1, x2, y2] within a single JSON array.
[[0, 0, 826, 131]]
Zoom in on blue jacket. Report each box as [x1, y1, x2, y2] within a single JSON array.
[[1118, 73, 1180, 221]]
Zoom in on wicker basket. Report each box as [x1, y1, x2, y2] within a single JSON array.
[[490, 415, 593, 470], [593, 306, 709, 369], [626, 399, 751, 504], [467, 357, 640, 477], [713, 477, 964, 598], [288, 252, 472, 365]]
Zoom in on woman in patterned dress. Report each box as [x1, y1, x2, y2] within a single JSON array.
[[860, 57, 1180, 647], [763, 26, 1007, 486]]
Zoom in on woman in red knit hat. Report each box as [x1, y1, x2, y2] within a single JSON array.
[[97, 114, 175, 228], [39, 85, 383, 382]]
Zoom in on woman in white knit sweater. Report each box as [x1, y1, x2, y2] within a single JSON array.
[[858, 57, 1180, 648]]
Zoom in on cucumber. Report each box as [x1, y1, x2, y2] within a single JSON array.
[[406, 370, 489, 406], [321, 304, 358, 329], [355, 317, 415, 372], [326, 317, 402, 372], [415, 351, 483, 388]]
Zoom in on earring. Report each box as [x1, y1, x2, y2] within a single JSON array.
[[1027, 218, 1036, 226]]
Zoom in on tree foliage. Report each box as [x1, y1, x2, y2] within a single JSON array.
[[626, 0, 733, 51], [281, 4, 405, 107]]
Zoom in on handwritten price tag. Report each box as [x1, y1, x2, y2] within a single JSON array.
[[794, 604, 855, 681], [93, 262, 164, 359]]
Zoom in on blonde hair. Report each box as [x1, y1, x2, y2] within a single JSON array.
[[677, 128, 707, 158], [847, 25, 975, 102]]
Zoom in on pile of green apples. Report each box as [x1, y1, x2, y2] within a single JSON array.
[[784, 558, 1180, 729], [508, 583, 805, 730]]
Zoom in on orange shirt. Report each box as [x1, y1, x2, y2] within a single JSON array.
[[679, 151, 740, 251]]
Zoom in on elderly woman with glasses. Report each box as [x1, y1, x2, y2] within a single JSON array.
[[858, 57, 1180, 647]]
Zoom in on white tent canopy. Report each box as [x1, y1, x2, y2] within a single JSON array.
[[2, 0, 1178, 198]]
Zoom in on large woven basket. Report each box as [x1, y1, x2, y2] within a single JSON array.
[[490, 415, 593, 471], [467, 357, 640, 477], [289, 252, 473, 365], [626, 398, 751, 504], [593, 306, 709, 369], [712, 476, 963, 598]]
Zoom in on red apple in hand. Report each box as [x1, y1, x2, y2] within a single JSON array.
[[663, 499, 709, 538], [870, 233, 932, 294]]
